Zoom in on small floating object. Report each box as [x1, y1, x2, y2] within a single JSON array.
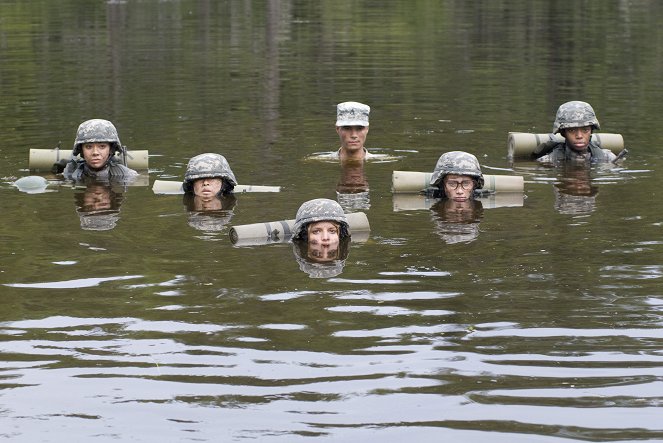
[[13, 175, 49, 194]]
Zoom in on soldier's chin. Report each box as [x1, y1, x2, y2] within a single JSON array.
[[88, 162, 105, 170]]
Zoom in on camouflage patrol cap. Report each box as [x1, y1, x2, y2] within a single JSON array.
[[292, 198, 350, 240], [183, 153, 237, 194], [430, 151, 484, 189], [552, 101, 600, 134], [336, 101, 370, 127], [73, 119, 122, 157]]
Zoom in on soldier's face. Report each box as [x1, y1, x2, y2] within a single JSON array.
[[443, 174, 475, 202], [193, 177, 223, 197], [82, 142, 111, 170], [307, 221, 340, 246], [336, 125, 368, 152], [563, 126, 592, 152]]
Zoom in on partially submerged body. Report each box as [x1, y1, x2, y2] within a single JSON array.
[[534, 101, 621, 165], [62, 119, 138, 184]]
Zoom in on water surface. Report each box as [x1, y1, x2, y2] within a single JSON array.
[[1, 1, 663, 441]]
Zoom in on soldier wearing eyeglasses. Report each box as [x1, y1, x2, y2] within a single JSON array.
[[428, 151, 484, 244], [428, 151, 484, 201]]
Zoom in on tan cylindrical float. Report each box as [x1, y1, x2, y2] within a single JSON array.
[[230, 211, 370, 246], [29, 148, 150, 171], [392, 193, 524, 211], [507, 132, 624, 159], [151, 179, 281, 194], [392, 171, 524, 194]]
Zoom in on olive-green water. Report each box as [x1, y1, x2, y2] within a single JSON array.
[[2, 1, 663, 441]]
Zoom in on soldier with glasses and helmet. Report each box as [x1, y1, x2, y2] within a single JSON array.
[[427, 151, 485, 244]]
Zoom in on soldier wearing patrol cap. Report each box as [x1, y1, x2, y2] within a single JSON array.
[[291, 198, 351, 278], [334, 101, 375, 161], [535, 101, 618, 164], [63, 119, 138, 182], [429, 151, 484, 201]]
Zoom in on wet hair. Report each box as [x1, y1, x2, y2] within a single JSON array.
[[182, 177, 233, 197]]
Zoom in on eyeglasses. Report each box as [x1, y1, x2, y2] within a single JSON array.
[[444, 179, 474, 190]]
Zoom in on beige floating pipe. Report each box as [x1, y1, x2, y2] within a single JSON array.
[[392, 193, 524, 211], [507, 132, 624, 159], [230, 211, 370, 247], [392, 171, 524, 194], [152, 179, 281, 194], [29, 148, 149, 171]]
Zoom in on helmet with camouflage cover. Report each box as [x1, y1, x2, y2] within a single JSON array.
[[430, 151, 484, 189], [552, 101, 600, 134], [72, 119, 123, 157], [182, 153, 237, 195], [292, 198, 350, 240]]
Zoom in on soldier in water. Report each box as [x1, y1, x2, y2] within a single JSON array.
[[333, 101, 375, 161], [62, 119, 138, 182], [182, 153, 237, 231], [427, 151, 484, 244], [534, 101, 619, 164], [291, 198, 351, 278], [428, 151, 485, 201]]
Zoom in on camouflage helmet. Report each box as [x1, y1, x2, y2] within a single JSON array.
[[292, 198, 350, 240], [182, 153, 237, 195], [430, 151, 484, 189], [552, 101, 600, 134], [72, 119, 122, 157]]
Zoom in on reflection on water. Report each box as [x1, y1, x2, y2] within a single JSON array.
[[553, 165, 600, 215], [292, 237, 350, 279], [183, 193, 236, 232], [336, 159, 370, 211], [430, 198, 483, 244], [1, 0, 663, 441], [74, 182, 125, 231]]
